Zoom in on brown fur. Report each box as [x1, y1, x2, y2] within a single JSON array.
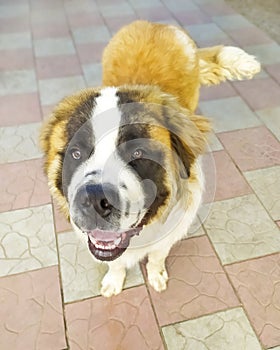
[[41, 20, 260, 221]]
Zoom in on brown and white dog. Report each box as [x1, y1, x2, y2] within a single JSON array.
[[40, 21, 260, 297]]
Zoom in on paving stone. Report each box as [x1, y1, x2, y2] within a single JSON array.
[[218, 126, 280, 171], [226, 254, 280, 349], [65, 285, 164, 350], [0, 69, 37, 96], [199, 96, 261, 133], [244, 166, 280, 221], [256, 107, 280, 141], [0, 122, 42, 163], [0, 159, 51, 213], [212, 14, 254, 31], [245, 43, 280, 65], [0, 93, 41, 127], [34, 37, 76, 57], [38, 75, 85, 106], [72, 25, 111, 44], [0, 266, 66, 350], [0, 32, 32, 50], [82, 62, 102, 87], [146, 236, 239, 326], [162, 308, 262, 350], [36, 54, 82, 79], [203, 194, 280, 264], [0, 204, 58, 277], [0, 48, 34, 70]]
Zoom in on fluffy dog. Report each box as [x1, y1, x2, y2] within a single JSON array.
[[40, 21, 260, 297]]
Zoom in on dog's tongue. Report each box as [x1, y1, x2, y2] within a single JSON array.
[[88, 229, 121, 242]]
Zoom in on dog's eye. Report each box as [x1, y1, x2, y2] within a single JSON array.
[[131, 149, 143, 160], [71, 148, 81, 160]]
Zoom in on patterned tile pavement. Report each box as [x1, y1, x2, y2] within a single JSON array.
[[0, 0, 279, 349]]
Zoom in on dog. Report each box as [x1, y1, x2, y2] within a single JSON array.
[[40, 21, 260, 297]]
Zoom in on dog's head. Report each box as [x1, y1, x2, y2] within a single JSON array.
[[41, 85, 210, 261]]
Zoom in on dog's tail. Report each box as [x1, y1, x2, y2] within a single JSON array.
[[197, 45, 261, 86]]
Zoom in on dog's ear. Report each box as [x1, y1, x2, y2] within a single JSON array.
[[170, 133, 191, 179]]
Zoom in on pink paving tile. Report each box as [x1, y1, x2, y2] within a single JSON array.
[[53, 200, 72, 233], [199, 81, 236, 101], [0, 159, 51, 213], [76, 42, 107, 64], [0, 266, 67, 350], [227, 26, 274, 47], [232, 78, 280, 111], [145, 236, 239, 326], [198, 2, 236, 16], [136, 6, 173, 21], [0, 48, 34, 70], [65, 285, 164, 350], [218, 126, 280, 171], [209, 150, 252, 202], [265, 63, 280, 85], [31, 21, 70, 39], [36, 54, 82, 79], [173, 10, 211, 25], [277, 221, 280, 228], [0, 93, 41, 127], [226, 253, 280, 349], [0, 17, 30, 33]]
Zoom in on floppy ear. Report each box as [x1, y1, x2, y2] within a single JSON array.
[[170, 133, 191, 179], [161, 100, 211, 179]]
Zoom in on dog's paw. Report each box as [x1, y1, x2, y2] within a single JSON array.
[[101, 270, 125, 298], [147, 264, 168, 292], [218, 46, 261, 80]]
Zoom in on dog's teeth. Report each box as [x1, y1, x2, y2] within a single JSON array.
[[89, 235, 97, 245], [114, 237, 122, 246]]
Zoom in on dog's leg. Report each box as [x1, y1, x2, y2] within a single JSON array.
[[146, 250, 169, 292], [198, 45, 261, 86], [101, 262, 126, 297]]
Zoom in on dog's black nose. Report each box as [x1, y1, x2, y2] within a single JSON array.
[[77, 184, 118, 218]]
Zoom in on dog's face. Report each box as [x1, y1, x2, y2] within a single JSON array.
[[41, 86, 209, 262]]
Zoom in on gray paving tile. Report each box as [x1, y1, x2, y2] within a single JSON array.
[[72, 25, 111, 44], [245, 43, 280, 65], [162, 308, 262, 350], [212, 14, 254, 31], [82, 62, 102, 87], [98, 2, 135, 17], [39, 75, 85, 106], [34, 37, 76, 57], [208, 133, 224, 151], [199, 96, 261, 133], [0, 4, 29, 18], [0, 69, 37, 96], [0, 122, 42, 163], [203, 194, 280, 264], [244, 166, 280, 221], [185, 23, 227, 43], [0, 204, 58, 277], [256, 106, 280, 141], [128, 0, 163, 8], [58, 231, 144, 302], [163, 0, 199, 11], [0, 32, 32, 50]]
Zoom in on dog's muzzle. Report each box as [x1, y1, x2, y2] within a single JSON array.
[[73, 183, 142, 261]]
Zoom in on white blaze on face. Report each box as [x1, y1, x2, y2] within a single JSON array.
[[83, 87, 146, 228]]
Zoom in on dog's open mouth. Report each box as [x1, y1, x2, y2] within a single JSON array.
[[86, 228, 142, 261]]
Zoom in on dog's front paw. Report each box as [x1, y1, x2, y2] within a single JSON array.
[[147, 263, 168, 292], [101, 269, 125, 298]]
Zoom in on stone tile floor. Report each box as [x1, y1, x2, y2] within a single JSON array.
[[0, 0, 279, 349]]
